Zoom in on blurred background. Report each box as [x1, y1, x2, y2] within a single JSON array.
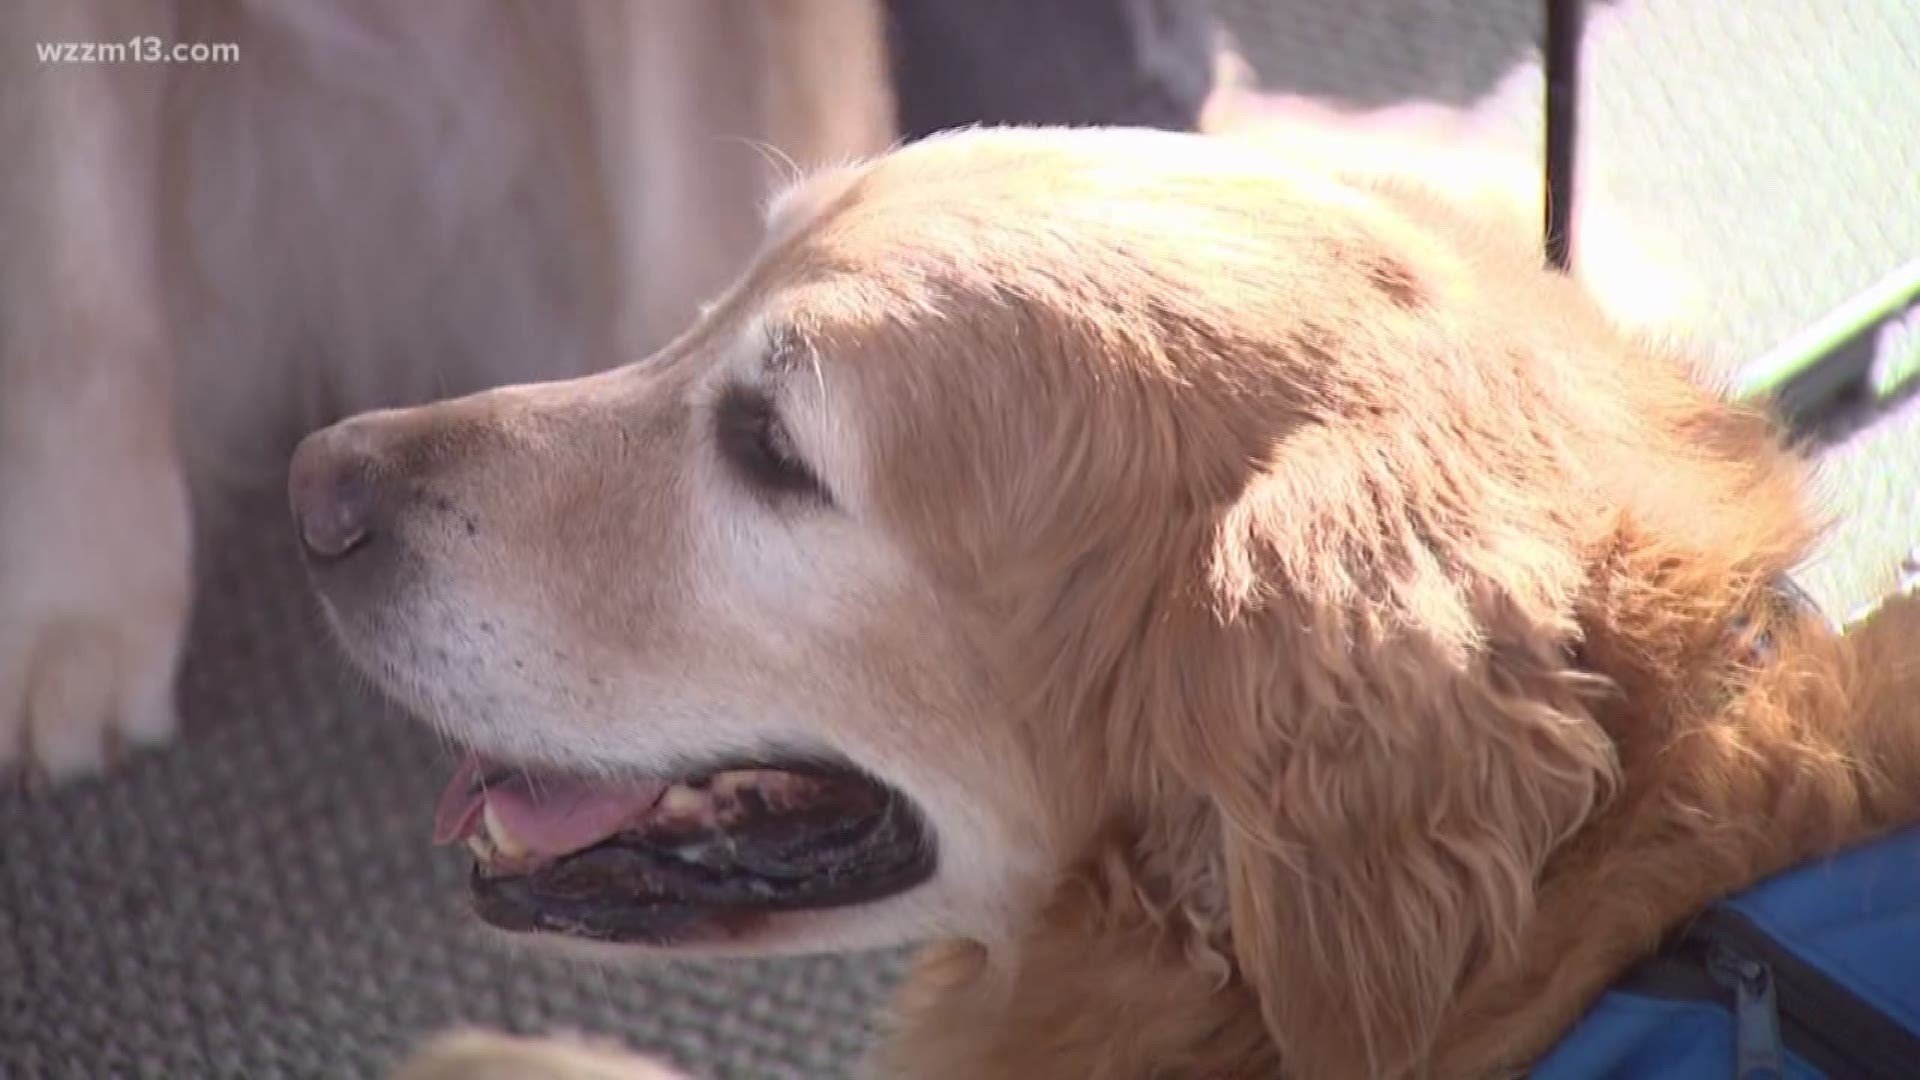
[[3, 1, 1915, 1076]]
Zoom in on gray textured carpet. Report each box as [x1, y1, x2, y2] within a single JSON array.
[[5, 2, 1917, 1077], [1, 502, 905, 1079]]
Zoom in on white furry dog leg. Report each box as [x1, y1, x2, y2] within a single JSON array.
[[0, 1, 191, 785]]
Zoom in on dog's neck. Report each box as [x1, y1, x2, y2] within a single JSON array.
[[879, 844, 1283, 1080], [1431, 587, 1920, 1074], [881, 593, 1920, 1080]]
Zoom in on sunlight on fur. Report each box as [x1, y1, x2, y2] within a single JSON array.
[[292, 126, 1920, 1080]]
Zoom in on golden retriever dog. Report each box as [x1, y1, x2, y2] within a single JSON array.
[[290, 126, 1920, 1078], [0, 0, 890, 783]]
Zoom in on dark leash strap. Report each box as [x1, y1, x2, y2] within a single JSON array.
[[1741, 573, 1834, 664], [1544, 0, 1585, 273]]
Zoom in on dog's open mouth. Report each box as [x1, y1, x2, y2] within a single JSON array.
[[432, 753, 935, 945]]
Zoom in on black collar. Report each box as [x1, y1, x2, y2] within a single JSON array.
[[1731, 573, 1829, 666], [1566, 572, 1827, 675]]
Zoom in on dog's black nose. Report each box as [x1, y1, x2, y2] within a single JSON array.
[[289, 428, 379, 562]]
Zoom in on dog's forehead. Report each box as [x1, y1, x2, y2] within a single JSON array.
[[768, 128, 1400, 298], [763, 162, 867, 253], [740, 126, 1460, 455], [769, 129, 1206, 259]]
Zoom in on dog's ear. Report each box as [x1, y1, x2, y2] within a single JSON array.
[[1140, 462, 1619, 1078]]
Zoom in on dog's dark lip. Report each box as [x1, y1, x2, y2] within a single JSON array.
[[457, 752, 938, 945], [467, 754, 857, 796], [472, 766, 515, 794]]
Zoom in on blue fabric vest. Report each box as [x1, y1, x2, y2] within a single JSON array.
[[1531, 823, 1920, 1078]]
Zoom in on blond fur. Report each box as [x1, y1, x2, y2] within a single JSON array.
[[0, 0, 893, 781], [305, 127, 1920, 1079]]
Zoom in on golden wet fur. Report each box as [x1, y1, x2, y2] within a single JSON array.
[[295, 127, 1920, 1078]]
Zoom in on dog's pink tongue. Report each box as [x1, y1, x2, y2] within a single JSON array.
[[432, 755, 666, 857]]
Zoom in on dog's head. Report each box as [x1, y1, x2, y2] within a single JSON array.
[[293, 127, 1802, 1074]]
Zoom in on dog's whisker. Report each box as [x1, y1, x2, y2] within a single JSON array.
[[716, 134, 802, 192]]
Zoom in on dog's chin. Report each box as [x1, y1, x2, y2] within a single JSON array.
[[434, 747, 940, 954]]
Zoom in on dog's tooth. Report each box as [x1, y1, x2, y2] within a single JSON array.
[[658, 784, 706, 816], [482, 802, 530, 860], [712, 769, 771, 798]]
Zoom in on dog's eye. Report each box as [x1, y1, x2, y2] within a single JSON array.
[[715, 385, 831, 503]]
